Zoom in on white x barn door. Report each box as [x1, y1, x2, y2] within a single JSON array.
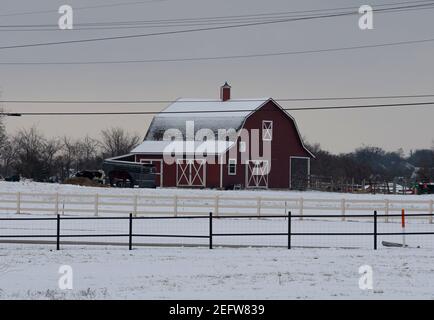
[[176, 159, 206, 187], [246, 160, 269, 189]]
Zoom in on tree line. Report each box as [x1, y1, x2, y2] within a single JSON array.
[[305, 142, 434, 185], [0, 115, 433, 183], [0, 120, 140, 181]]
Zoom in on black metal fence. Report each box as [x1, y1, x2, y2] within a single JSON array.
[[0, 211, 433, 250]]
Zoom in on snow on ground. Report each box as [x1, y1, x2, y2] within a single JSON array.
[[0, 181, 432, 218], [1, 180, 433, 201], [0, 182, 433, 299], [0, 213, 433, 249], [1, 245, 434, 299]]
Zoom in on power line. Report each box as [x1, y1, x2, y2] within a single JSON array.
[[1, 36, 433, 66], [0, 3, 431, 51], [0, 0, 168, 18], [3, 101, 434, 116], [2, 93, 434, 104], [2, 5, 433, 32], [1, 0, 433, 31], [1, 0, 432, 27]]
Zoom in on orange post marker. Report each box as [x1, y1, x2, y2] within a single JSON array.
[[401, 209, 406, 228], [401, 208, 406, 247]]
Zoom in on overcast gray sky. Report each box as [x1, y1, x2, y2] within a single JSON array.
[[1, 0, 433, 154]]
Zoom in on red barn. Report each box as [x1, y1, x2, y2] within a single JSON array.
[[104, 83, 314, 189]]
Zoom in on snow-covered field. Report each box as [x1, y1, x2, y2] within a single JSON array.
[[1, 245, 434, 299], [0, 181, 433, 218], [2, 180, 433, 201], [0, 181, 433, 299]]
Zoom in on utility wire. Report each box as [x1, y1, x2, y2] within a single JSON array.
[[1, 0, 432, 27], [2, 93, 434, 104], [3, 101, 434, 116], [0, 0, 168, 18], [1, 1, 433, 31], [1, 36, 433, 65], [2, 5, 434, 32], [0, 3, 431, 51]]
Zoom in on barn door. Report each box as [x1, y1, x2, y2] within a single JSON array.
[[246, 160, 269, 189], [140, 159, 162, 187], [290, 157, 310, 190], [176, 159, 206, 187]]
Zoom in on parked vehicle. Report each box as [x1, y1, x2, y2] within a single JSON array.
[[74, 170, 105, 184], [414, 182, 434, 195], [5, 175, 20, 182]]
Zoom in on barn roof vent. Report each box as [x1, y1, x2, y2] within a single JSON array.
[[220, 82, 231, 102]]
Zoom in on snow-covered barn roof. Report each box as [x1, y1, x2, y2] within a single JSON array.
[[144, 98, 270, 140], [131, 140, 235, 155]]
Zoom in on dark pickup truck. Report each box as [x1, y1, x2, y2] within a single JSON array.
[[102, 160, 156, 188]]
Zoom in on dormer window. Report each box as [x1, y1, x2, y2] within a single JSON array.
[[262, 120, 273, 141]]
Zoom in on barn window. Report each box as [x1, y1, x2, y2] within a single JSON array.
[[262, 120, 273, 141], [228, 159, 237, 175]]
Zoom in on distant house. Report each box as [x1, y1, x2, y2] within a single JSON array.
[[104, 83, 314, 189]]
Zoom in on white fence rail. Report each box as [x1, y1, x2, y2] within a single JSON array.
[[0, 191, 433, 223]]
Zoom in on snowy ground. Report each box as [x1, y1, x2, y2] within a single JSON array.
[[0, 182, 433, 299], [0, 181, 432, 218], [2, 181, 433, 201], [1, 244, 434, 299]]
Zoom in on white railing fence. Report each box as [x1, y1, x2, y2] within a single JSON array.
[[0, 191, 433, 223]]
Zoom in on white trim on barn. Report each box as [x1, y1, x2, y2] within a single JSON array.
[[139, 158, 163, 187], [245, 160, 269, 189], [176, 159, 206, 187], [262, 120, 273, 141], [228, 159, 237, 175]]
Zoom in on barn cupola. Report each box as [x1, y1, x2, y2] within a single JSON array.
[[220, 82, 231, 101]]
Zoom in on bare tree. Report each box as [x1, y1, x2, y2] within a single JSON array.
[[13, 127, 45, 180], [41, 137, 62, 179], [0, 110, 6, 150], [0, 111, 10, 176], [78, 135, 101, 166], [1, 138, 17, 177], [100, 127, 140, 158], [60, 136, 81, 179]]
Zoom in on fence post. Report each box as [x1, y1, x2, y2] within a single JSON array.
[[174, 195, 178, 217], [94, 194, 99, 217], [385, 199, 389, 223], [129, 213, 133, 250], [341, 199, 346, 221], [133, 195, 138, 217], [56, 214, 60, 251], [374, 210, 377, 250], [55, 193, 59, 215], [257, 197, 261, 217], [214, 195, 219, 217], [209, 212, 213, 250], [288, 211, 291, 250], [16, 192, 21, 214], [429, 200, 433, 224], [299, 197, 303, 220]]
